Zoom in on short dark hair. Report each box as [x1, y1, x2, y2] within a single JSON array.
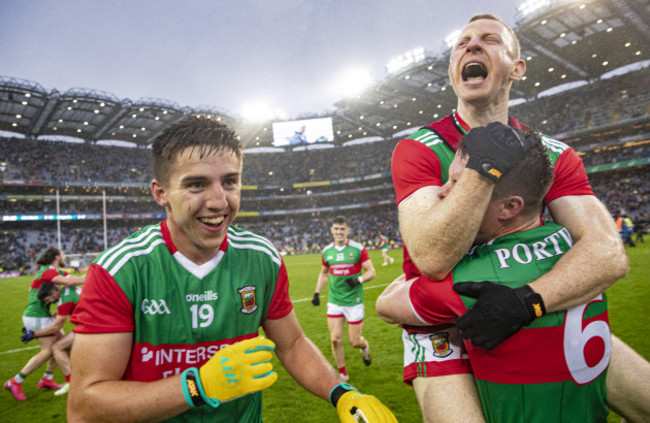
[[37, 282, 59, 304], [152, 116, 242, 186], [468, 13, 521, 59], [332, 215, 348, 226], [36, 247, 61, 266], [459, 130, 554, 216]]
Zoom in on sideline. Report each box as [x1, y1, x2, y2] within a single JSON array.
[[0, 283, 393, 355]]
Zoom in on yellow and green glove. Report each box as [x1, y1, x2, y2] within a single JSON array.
[[330, 383, 397, 422], [181, 336, 277, 408]]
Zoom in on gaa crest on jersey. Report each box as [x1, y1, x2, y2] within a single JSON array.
[[141, 299, 171, 315], [348, 253, 354, 260], [430, 331, 453, 358], [238, 286, 258, 314]]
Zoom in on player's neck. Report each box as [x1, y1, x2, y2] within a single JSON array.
[[457, 98, 509, 129]]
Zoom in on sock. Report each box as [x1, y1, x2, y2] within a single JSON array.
[[65, 375, 71, 383], [43, 371, 54, 380], [14, 374, 25, 384], [338, 366, 347, 376]]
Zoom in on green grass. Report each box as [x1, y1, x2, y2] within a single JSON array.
[[0, 245, 647, 422]]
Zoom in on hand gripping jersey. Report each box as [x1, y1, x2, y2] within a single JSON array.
[[408, 222, 610, 422], [321, 240, 369, 306], [71, 221, 293, 422], [391, 112, 594, 280], [23, 265, 67, 318]]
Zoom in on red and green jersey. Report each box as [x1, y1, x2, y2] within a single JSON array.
[[379, 235, 389, 248], [58, 286, 81, 317], [23, 265, 67, 318], [391, 112, 595, 280], [72, 221, 293, 422], [321, 240, 369, 306], [409, 222, 610, 422]]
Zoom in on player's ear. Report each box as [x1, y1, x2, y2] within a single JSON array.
[[499, 195, 524, 219], [151, 179, 169, 208], [510, 59, 526, 82]]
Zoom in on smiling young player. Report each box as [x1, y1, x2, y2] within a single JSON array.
[[68, 116, 395, 422]]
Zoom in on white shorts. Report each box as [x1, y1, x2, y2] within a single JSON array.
[[402, 325, 471, 384], [22, 316, 55, 333], [382, 246, 389, 253], [327, 302, 364, 324]]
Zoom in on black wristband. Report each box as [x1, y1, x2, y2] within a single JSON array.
[[182, 368, 206, 407], [329, 383, 357, 407]]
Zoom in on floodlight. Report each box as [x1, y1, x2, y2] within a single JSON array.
[[241, 101, 274, 122], [333, 67, 373, 97]]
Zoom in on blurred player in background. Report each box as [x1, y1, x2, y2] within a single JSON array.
[[312, 215, 376, 382], [378, 233, 394, 266], [388, 13, 647, 422], [4, 248, 85, 401], [68, 117, 395, 422], [36, 283, 81, 396]]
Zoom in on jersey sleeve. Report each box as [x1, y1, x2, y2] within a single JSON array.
[[57, 301, 75, 317], [409, 274, 467, 324], [360, 247, 370, 264], [41, 268, 62, 283], [546, 147, 594, 203], [265, 260, 293, 320], [71, 263, 135, 334], [392, 139, 444, 206]]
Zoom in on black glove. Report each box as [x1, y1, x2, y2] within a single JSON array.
[[311, 293, 320, 306], [463, 122, 536, 182], [345, 277, 361, 289], [21, 327, 35, 343], [454, 282, 546, 350]]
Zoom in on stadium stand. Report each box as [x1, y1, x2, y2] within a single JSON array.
[[1, 0, 648, 276]]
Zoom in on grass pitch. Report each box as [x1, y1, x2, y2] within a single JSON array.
[[0, 245, 647, 421]]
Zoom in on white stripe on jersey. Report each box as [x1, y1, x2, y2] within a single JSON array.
[[99, 227, 163, 271], [413, 131, 442, 148], [228, 227, 282, 267], [108, 238, 166, 277], [97, 225, 165, 276], [97, 225, 161, 267], [348, 240, 365, 251], [541, 136, 568, 154]]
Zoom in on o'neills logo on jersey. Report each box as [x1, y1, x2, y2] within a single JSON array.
[[238, 286, 257, 314], [430, 332, 453, 358], [141, 299, 171, 315], [185, 290, 219, 303]]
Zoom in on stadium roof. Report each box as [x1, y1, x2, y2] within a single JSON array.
[[1, 0, 648, 148]]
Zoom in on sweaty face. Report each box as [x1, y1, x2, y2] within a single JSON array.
[[153, 147, 242, 264], [448, 18, 524, 106], [330, 223, 350, 246]]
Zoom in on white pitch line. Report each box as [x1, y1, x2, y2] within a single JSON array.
[[0, 345, 39, 355]]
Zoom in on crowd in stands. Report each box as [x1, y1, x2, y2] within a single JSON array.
[[511, 66, 650, 137], [1, 68, 648, 274]]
